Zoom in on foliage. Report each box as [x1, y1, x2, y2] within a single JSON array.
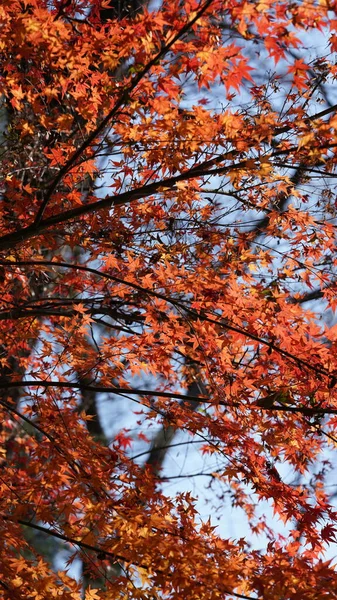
[[1, 0, 337, 598]]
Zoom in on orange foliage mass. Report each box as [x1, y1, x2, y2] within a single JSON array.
[[0, 0, 337, 598]]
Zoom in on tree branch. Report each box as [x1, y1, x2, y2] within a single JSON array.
[[1, 380, 336, 416], [0, 260, 331, 377], [33, 0, 216, 226]]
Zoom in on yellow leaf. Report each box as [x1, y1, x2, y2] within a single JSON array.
[[298, 132, 315, 149], [85, 588, 101, 600], [248, 263, 257, 273]]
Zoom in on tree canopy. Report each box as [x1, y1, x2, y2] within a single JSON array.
[[1, 0, 337, 598]]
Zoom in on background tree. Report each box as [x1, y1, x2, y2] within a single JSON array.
[[1, 1, 337, 599]]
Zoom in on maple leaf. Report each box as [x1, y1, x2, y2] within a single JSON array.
[[222, 58, 255, 92], [320, 524, 337, 544], [114, 431, 133, 449], [85, 588, 102, 600]]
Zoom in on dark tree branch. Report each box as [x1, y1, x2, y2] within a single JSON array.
[[2, 140, 337, 251], [33, 0, 216, 226], [0, 516, 257, 600], [1, 380, 336, 416], [0, 260, 331, 377]]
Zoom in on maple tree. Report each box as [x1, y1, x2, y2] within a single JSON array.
[[2, 0, 337, 597]]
